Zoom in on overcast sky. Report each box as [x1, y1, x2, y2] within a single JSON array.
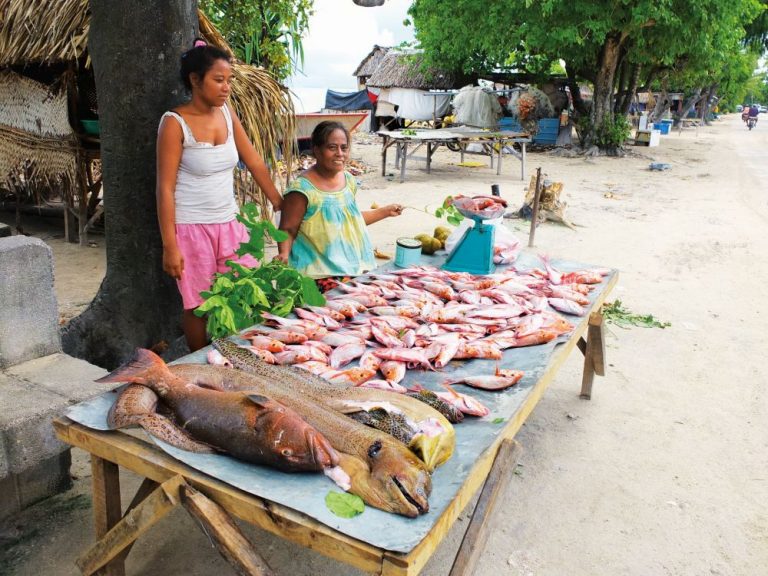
[[286, 0, 415, 112]]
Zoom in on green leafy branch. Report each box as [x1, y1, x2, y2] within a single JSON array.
[[602, 300, 671, 329], [433, 196, 465, 226], [194, 203, 325, 339]]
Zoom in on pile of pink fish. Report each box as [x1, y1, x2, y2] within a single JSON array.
[[220, 259, 609, 419]]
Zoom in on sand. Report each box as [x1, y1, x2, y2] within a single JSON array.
[[1, 114, 767, 575]]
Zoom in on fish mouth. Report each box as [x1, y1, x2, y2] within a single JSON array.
[[393, 476, 428, 515]]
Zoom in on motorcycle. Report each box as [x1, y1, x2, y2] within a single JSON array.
[[747, 116, 757, 130]]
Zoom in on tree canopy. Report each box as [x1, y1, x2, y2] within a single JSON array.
[[409, 0, 764, 149], [200, 0, 313, 81]]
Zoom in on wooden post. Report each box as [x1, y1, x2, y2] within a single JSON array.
[[527, 167, 543, 248], [180, 484, 274, 576], [426, 142, 432, 174], [449, 439, 523, 576], [77, 475, 185, 575], [399, 141, 408, 183], [90, 456, 125, 576], [578, 312, 606, 399], [381, 136, 388, 176]]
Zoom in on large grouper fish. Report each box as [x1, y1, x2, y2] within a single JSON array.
[[169, 362, 433, 518], [212, 338, 455, 472], [97, 349, 338, 472]]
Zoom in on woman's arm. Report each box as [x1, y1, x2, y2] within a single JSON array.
[[275, 191, 309, 262], [362, 204, 403, 225], [156, 116, 184, 279], [228, 104, 283, 211]]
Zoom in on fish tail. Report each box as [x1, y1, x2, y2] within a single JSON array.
[[95, 348, 172, 392]]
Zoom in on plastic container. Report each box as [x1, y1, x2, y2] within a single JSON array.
[[394, 237, 422, 268], [80, 119, 100, 135], [655, 121, 671, 135]]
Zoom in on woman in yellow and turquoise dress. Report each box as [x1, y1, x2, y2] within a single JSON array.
[[276, 121, 403, 291]]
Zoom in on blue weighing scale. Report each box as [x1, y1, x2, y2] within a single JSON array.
[[442, 204, 502, 275]]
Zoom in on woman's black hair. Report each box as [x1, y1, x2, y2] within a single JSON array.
[[311, 121, 351, 149], [180, 38, 231, 91]]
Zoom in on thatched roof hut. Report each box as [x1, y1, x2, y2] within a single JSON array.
[[0, 1, 294, 236], [365, 50, 460, 90], [352, 45, 390, 89]]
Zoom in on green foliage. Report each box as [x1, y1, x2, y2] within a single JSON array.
[[593, 114, 631, 149], [434, 196, 465, 226], [410, 0, 764, 148], [194, 202, 324, 339], [200, 0, 313, 81], [602, 300, 671, 329], [325, 491, 365, 518]]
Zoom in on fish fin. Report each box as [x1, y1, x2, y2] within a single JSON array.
[[245, 393, 272, 408], [95, 348, 169, 385], [139, 414, 217, 454], [441, 383, 460, 398]]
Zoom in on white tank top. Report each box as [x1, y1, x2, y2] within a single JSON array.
[[159, 106, 240, 224]]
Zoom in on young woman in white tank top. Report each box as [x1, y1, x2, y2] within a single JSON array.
[[156, 39, 282, 352]]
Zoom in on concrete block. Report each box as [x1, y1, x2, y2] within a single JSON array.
[[0, 451, 72, 521], [0, 377, 70, 474], [0, 236, 61, 368], [7, 353, 110, 403]]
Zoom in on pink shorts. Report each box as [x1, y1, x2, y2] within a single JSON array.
[[175, 220, 258, 310]]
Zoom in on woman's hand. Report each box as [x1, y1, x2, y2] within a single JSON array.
[[273, 253, 289, 264], [381, 204, 404, 218], [163, 246, 184, 279]]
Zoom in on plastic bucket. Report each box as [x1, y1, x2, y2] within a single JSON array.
[[395, 237, 422, 268]]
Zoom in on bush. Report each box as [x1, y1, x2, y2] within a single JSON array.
[[575, 114, 631, 149]]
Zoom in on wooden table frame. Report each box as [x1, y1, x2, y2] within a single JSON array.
[[54, 274, 615, 576], [379, 130, 530, 183]]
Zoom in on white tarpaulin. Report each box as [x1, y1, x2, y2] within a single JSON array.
[[378, 88, 452, 121]]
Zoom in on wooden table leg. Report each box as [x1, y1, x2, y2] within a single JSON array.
[[91, 456, 125, 576], [577, 312, 606, 400], [399, 141, 408, 183], [449, 439, 523, 576], [521, 141, 527, 180], [426, 141, 432, 174], [496, 140, 503, 175], [381, 137, 389, 176]]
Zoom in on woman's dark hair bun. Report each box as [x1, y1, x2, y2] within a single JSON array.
[[180, 37, 231, 91]]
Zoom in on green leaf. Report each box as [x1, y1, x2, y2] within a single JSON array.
[[492, 417, 506, 424], [325, 491, 365, 518], [299, 276, 326, 306], [195, 294, 228, 314]]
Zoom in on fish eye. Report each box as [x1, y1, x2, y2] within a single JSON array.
[[281, 448, 293, 456], [367, 440, 382, 458]]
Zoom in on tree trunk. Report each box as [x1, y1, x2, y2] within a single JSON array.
[[702, 83, 718, 124], [619, 64, 641, 114], [614, 49, 629, 113], [588, 33, 624, 148], [61, 0, 197, 369], [675, 88, 703, 123], [564, 64, 588, 117]]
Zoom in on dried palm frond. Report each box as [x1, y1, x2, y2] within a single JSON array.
[[199, 9, 296, 219], [0, 0, 89, 66]]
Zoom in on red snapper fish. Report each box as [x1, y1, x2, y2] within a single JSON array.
[[434, 384, 490, 417], [548, 298, 586, 316], [449, 366, 525, 391], [98, 349, 339, 472]]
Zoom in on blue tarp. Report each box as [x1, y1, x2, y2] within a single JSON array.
[[324, 89, 373, 111]]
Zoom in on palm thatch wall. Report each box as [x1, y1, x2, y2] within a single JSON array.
[[365, 50, 460, 90], [0, 2, 294, 220]]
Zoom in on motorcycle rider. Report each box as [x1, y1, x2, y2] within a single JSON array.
[[748, 104, 759, 125]]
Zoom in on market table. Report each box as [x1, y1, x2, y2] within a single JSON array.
[[56, 255, 617, 576], [378, 127, 531, 183]]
